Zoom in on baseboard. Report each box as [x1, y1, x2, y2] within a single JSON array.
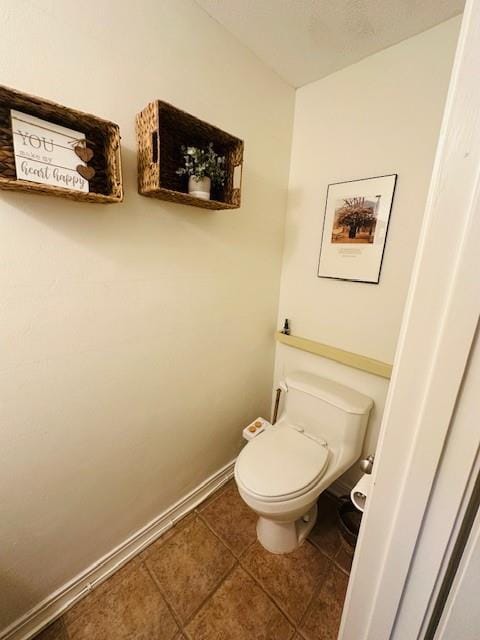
[[1, 460, 236, 640]]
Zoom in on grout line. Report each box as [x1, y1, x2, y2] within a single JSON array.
[[195, 484, 258, 560], [333, 540, 355, 576], [196, 511, 225, 539], [238, 542, 334, 634], [307, 535, 341, 561], [236, 535, 257, 560], [144, 482, 239, 632], [239, 561, 299, 629], [297, 553, 351, 639], [236, 546, 307, 633], [295, 554, 334, 637], [143, 561, 184, 634], [298, 556, 331, 632], [196, 510, 252, 560], [333, 558, 352, 576], [140, 516, 188, 630], [142, 516, 237, 632], [145, 513, 238, 633], [197, 501, 298, 631], [197, 485, 346, 636], [141, 511, 200, 562], [240, 562, 297, 635], [183, 561, 239, 636]]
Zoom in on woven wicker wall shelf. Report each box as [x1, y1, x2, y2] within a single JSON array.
[[136, 100, 243, 210], [0, 85, 123, 204]]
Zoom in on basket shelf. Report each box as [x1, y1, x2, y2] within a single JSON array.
[[136, 100, 243, 210], [0, 85, 123, 204]]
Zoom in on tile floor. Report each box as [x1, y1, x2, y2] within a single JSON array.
[[34, 481, 353, 640]]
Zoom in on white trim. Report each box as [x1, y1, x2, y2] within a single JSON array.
[[1, 460, 235, 640], [340, 1, 480, 638]]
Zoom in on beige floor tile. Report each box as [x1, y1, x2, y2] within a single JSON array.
[[335, 540, 354, 574], [308, 493, 342, 559], [33, 485, 351, 640], [198, 480, 257, 557], [241, 540, 330, 623], [63, 560, 178, 640], [145, 515, 235, 624], [186, 566, 294, 640], [32, 619, 68, 640], [300, 563, 349, 640]]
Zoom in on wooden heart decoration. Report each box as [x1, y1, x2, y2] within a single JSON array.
[[74, 145, 94, 163], [76, 164, 95, 181]]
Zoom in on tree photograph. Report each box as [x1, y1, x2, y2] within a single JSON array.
[[331, 195, 380, 243]]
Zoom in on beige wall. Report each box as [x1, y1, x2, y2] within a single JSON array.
[[274, 17, 461, 487], [0, 0, 294, 629]]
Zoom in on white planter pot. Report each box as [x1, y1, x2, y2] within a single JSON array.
[[188, 176, 211, 200]]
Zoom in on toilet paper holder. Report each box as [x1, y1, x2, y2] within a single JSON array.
[[271, 381, 288, 424], [351, 455, 375, 513]]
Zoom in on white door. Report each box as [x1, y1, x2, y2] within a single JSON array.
[[340, 0, 480, 637]]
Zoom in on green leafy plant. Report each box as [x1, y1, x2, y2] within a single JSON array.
[[176, 143, 226, 187]]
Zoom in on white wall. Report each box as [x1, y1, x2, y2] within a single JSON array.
[[0, 0, 294, 630], [275, 17, 461, 488]]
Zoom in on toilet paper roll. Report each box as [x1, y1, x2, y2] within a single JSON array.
[[350, 473, 372, 512]]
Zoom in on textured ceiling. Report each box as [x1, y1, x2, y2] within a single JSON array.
[[195, 0, 464, 87]]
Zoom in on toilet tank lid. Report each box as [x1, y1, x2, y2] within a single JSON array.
[[285, 372, 373, 415]]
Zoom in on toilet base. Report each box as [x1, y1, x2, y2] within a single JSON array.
[[256, 503, 318, 554]]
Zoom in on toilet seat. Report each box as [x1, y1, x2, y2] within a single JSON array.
[[235, 425, 329, 502]]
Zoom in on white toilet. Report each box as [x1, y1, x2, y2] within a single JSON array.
[[234, 371, 373, 554]]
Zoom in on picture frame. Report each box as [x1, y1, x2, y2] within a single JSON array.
[[317, 174, 397, 284]]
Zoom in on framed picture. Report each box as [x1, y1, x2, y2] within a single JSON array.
[[317, 174, 397, 284]]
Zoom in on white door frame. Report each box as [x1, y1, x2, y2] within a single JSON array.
[[340, 0, 480, 637]]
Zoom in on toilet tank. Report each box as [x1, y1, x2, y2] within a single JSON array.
[[282, 372, 373, 451]]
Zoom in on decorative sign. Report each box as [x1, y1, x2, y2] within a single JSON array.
[[317, 174, 397, 284], [10, 110, 90, 192]]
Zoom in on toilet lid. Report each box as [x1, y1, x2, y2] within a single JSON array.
[[236, 426, 329, 499]]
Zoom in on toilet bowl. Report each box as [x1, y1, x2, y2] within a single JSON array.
[[234, 372, 373, 554]]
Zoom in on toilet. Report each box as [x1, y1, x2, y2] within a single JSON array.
[[234, 371, 373, 554]]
